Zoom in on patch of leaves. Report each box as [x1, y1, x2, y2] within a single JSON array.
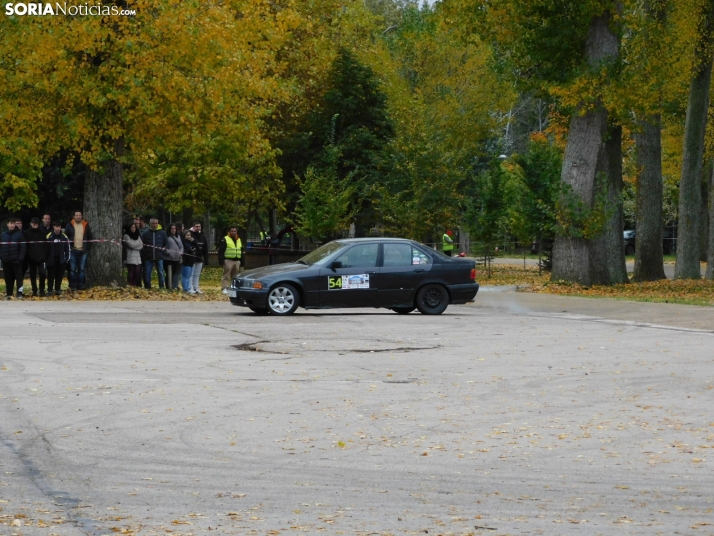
[[525, 278, 714, 306]]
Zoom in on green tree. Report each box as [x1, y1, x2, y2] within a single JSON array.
[[510, 134, 562, 273]]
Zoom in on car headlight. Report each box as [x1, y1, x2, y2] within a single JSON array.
[[252, 281, 264, 289]]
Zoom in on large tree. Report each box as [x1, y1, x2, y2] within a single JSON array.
[[674, 0, 714, 279], [0, 0, 295, 286]]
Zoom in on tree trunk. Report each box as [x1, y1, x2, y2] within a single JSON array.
[[705, 160, 714, 280], [552, 13, 619, 285], [603, 125, 628, 284], [84, 138, 125, 288], [675, 1, 714, 279], [633, 116, 666, 281]]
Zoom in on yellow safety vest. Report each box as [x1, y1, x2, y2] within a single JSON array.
[[224, 236, 242, 259], [442, 233, 454, 251]]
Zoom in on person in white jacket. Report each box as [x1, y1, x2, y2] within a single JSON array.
[[123, 223, 143, 287]]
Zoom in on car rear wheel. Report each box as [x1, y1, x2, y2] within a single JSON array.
[[391, 307, 415, 314], [267, 284, 299, 315], [416, 284, 449, 315], [249, 307, 269, 315]]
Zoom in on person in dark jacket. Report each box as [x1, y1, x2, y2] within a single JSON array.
[[65, 210, 93, 291], [189, 221, 209, 294], [141, 218, 168, 289], [24, 217, 49, 297], [1, 218, 26, 299], [45, 221, 70, 296], [181, 230, 199, 293]]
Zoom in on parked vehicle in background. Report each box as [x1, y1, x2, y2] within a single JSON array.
[[228, 238, 479, 316], [623, 230, 636, 255]]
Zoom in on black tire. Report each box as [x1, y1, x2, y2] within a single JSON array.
[[626, 245, 635, 255], [249, 307, 269, 315], [416, 284, 449, 315], [267, 283, 299, 315], [392, 307, 415, 314]]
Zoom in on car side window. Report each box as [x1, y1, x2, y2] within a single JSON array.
[[411, 246, 432, 265], [383, 243, 412, 267], [335, 243, 379, 268]]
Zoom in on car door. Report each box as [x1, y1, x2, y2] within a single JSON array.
[[378, 243, 433, 307], [319, 243, 380, 308]]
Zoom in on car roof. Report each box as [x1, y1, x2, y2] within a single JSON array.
[[335, 237, 417, 244]]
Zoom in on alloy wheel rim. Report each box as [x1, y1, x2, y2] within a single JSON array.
[[269, 287, 295, 313]]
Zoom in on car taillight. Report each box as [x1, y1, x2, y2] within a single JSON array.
[[470, 268, 476, 281]]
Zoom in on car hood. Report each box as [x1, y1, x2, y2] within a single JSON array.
[[240, 263, 310, 280]]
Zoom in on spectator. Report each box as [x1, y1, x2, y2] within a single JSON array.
[[41, 213, 52, 235], [1, 218, 26, 300], [138, 216, 149, 288], [141, 217, 167, 289], [123, 223, 143, 287], [181, 230, 199, 294], [218, 225, 242, 294], [189, 220, 208, 294], [24, 217, 48, 297], [164, 223, 183, 291], [15, 219, 27, 296], [65, 210, 93, 291], [46, 221, 70, 296]]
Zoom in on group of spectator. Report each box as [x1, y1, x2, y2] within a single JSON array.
[[123, 217, 210, 294], [0, 211, 92, 299], [1, 211, 245, 299]]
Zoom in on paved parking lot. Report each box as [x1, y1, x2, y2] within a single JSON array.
[[1, 297, 713, 535]]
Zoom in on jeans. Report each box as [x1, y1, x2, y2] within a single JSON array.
[[191, 261, 204, 292], [143, 259, 165, 288], [68, 250, 87, 289], [181, 265, 193, 291]]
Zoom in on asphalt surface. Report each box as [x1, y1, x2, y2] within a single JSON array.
[[1, 295, 712, 535]]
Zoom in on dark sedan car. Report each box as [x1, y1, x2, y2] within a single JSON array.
[[228, 238, 479, 315]]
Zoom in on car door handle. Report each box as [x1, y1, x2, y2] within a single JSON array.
[[366, 271, 377, 274], [414, 269, 424, 273]]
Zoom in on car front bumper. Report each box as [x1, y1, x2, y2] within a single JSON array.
[[228, 286, 270, 308], [447, 283, 479, 304]]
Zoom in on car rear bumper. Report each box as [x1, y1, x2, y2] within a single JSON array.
[[228, 287, 270, 308], [448, 283, 479, 304]]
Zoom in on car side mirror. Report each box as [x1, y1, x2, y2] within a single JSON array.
[[331, 261, 342, 270]]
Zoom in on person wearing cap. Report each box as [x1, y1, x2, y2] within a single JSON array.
[[24, 217, 49, 297], [442, 229, 455, 257]]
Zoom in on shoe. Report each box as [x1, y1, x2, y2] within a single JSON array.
[[196, 289, 204, 295], [40, 291, 46, 297], [16, 294, 24, 300], [32, 291, 38, 297], [4, 295, 11, 301], [222, 289, 228, 295], [55, 290, 62, 296], [47, 291, 54, 297], [188, 290, 197, 295]]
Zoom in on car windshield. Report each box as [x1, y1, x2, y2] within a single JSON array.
[[298, 241, 345, 265]]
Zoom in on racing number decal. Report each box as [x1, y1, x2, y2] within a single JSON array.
[[327, 274, 370, 289]]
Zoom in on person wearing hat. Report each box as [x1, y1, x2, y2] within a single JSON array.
[[24, 217, 49, 297], [442, 229, 455, 257]]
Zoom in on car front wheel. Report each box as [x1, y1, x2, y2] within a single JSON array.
[[416, 284, 449, 315], [267, 284, 299, 315]]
